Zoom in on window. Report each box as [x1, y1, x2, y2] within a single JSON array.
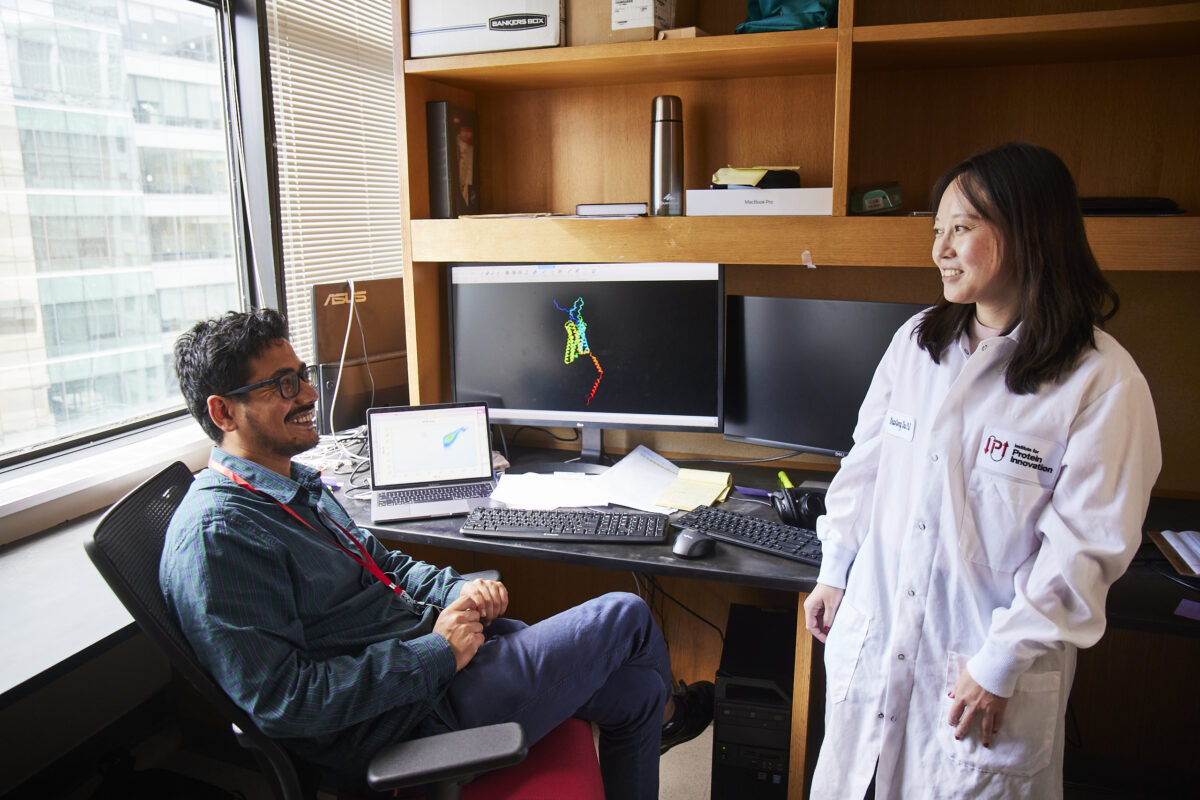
[[0, 0, 243, 463], [264, 0, 404, 364]]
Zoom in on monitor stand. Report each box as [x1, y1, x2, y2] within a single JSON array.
[[509, 426, 610, 475]]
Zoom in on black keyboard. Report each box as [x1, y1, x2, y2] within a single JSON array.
[[674, 506, 822, 566], [461, 507, 669, 543]]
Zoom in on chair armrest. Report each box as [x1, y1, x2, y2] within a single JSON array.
[[460, 569, 501, 582], [366, 722, 527, 791]]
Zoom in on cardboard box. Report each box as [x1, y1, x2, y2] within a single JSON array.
[[409, 0, 565, 58], [568, 0, 695, 47], [657, 26, 708, 40], [686, 188, 834, 216]]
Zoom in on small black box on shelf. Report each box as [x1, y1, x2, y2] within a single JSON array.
[[426, 100, 479, 219], [712, 604, 797, 800]]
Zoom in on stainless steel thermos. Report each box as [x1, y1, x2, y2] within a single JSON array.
[[650, 95, 683, 216]]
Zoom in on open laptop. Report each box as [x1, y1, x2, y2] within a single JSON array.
[[366, 402, 497, 523]]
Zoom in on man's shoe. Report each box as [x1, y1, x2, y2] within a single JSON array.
[[661, 680, 715, 754]]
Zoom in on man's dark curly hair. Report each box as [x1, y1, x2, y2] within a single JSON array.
[[174, 308, 290, 442]]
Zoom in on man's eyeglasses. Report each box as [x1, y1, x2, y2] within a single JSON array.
[[224, 365, 312, 399]]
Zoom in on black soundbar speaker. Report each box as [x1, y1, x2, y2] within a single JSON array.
[[311, 277, 408, 434]]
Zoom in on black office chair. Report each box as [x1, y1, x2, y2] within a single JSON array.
[[85, 461, 601, 800]]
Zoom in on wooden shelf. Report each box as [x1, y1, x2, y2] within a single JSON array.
[[408, 215, 1200, 271], [854, 4, 1200, 69], [403, 28, 838, 91]]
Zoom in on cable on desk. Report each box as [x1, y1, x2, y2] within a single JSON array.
[[635, 573, 725, 646], [1147, 562, 1200, 594], [344, 459, 372, 501], [670, 450, 805, 465], [509, 425, 581, 446]]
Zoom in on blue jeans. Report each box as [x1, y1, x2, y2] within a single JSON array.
[[416, 591, 673, 800]]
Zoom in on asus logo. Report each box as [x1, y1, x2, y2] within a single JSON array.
[[323, 290, 366, 306], [489, 13, 547, 31]]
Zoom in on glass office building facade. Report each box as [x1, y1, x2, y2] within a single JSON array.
[[0, 0, 240, 460]]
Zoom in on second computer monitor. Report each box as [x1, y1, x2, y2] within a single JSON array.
[[724, 295, 928, 458]]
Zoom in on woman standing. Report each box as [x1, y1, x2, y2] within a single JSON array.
[[803, 142, 1161, 798]]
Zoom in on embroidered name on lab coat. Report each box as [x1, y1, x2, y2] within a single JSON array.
[[977, 427, 1064, 488], [884, 409, 915, 442]]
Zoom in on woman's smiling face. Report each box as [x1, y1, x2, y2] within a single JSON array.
[[932, 177, 1020, 330]]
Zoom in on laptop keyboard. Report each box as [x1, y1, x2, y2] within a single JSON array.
[[377, 482, 493, 507], [461, 507, 669, 543]]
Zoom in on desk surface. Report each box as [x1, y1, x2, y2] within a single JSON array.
[[346, 492, 820, 594], [343, 453, 1200, 636]]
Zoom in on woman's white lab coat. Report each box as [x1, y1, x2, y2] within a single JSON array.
[[810, 314, 1161, 799]]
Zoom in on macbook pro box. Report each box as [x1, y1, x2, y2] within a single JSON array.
[[367, 402, 497, 523]]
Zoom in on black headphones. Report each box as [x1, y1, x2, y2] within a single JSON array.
[[771, 488, 827, 530]]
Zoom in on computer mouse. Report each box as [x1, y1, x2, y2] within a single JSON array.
[[672, 528, 715, 559]]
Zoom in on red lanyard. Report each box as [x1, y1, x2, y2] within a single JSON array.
[[208, 458, 438, 610]]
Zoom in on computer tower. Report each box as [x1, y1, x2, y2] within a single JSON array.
[[712, 604, 797, 800], [311, 277, 409, 434]]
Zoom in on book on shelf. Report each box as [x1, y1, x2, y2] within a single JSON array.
[[427, 101, 479, 219], [574, 201, 648, 216]]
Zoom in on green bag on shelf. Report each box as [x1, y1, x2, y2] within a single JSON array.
[[735, 0, 837, 33]]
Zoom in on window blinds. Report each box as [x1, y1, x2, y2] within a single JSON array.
[[264, 0, 403, 363]]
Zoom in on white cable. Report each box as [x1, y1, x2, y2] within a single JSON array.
[[327, 279, 367, 463]]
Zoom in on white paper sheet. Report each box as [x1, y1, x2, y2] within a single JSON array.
[[600, 445, 678, 514], [490, 472, 609, 510]]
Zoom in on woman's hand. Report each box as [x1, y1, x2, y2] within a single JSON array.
[[948, 666, 1009, 748], [803, 583, 845, 643]]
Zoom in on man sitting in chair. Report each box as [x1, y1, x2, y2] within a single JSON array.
[[162, 308, 712, 799]]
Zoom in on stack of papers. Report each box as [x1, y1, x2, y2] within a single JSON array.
[[488, 445, 681, 514], [655, 468, 732, 511]]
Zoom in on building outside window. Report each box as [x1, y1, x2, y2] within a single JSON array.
[[0, 0, 242, 462]]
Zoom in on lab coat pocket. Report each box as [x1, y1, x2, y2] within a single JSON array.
[[963, 472, 1048, 572], [937, 652, 1060, 777], [823, 602, 870, 704]]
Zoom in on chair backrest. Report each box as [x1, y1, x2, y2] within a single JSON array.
[[85, 461, 312, 800]]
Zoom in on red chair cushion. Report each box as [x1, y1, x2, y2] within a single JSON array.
[[461, 717, 603, 800]]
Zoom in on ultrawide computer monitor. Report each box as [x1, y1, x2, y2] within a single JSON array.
[[449, 262, 724, 463], [724, 295, 928, 458]]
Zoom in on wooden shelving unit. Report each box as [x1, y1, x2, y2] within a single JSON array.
[[390, 0, 1200, 487], [853, 4, 1200, 68], [410, 215, 1200, 270], [404, 27, 839, 89]]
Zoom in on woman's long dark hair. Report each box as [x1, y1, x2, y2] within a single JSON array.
[[915, 142, 1119, 394]]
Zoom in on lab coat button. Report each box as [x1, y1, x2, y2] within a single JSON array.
[[897, 653, 906, 660], [917, 522, 926, 531], [890, 715, 897, 722], [930, 453, 939, 463], [907, 589, 915, 597], [877, 712, 885, 719]]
